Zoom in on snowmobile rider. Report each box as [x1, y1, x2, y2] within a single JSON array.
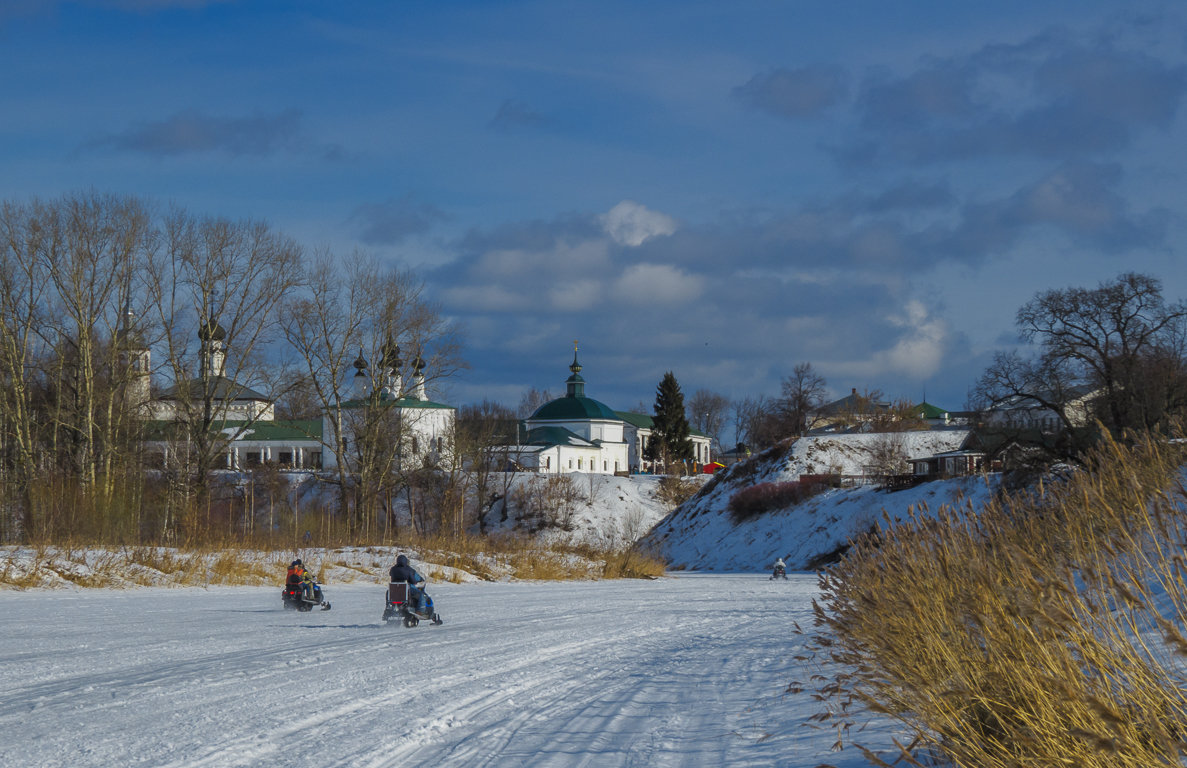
[[287, 559, 313, 600], [389, 554, 428, 612], [772, 557, 787, 579]]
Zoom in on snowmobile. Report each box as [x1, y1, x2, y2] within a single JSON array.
[[770, 564, 787, 580], [382, 581, 442, 627], [281, 580, 331, 611]]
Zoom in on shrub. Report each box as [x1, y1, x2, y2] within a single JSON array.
[[656, 476, 700, 507], [728, 480, 824, 522]]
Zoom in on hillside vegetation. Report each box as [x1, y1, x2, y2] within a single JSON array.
[[804, 433, 1187, 768]]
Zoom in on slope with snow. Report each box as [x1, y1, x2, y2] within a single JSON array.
[[479, 472, 706, 549], [645, 434, 999, 571]]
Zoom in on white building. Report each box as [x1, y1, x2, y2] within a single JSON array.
[[496, 349, 709, 475], [320, 343, 455, 471], [133, 316, 451, 472]]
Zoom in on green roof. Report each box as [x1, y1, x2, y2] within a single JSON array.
[[530, 394, 620, 421], [520, 426, 597, 447], [909, 401, 949, 419], [141, 419, 322, 442], [615, 411, 708, 438]]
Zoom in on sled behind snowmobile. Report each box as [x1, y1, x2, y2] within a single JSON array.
[[382, 581, 442, 627], [281, 582, 331, 611]]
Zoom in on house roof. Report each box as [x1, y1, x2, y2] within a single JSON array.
[[157, 375, 270, 403], [817, 389, 891, 416], [614, 411, 709, 438], [909, 401, 949, 419]]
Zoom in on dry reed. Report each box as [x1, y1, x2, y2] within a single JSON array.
[[803, 431, 1187, 767]]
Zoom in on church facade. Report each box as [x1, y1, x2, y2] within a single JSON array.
[[496, 349, 710, 475]]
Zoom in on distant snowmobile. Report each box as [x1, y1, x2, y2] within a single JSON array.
[[281, 580, 330, 611], [770, 560, 787, 580], [382, 581, 442, 627]]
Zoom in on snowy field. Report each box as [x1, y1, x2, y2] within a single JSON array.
[[0, 574, 887, 767]]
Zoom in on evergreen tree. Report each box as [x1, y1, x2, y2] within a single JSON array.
[[644, 371, 694, 473]]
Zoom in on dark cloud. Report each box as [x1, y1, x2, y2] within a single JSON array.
[[350, 196, 447, 245], [858, 62, 979, 129], [488, 99, 547, 132], [838, 30, 1187, 167], [941, 161, 1167, 255], [84, 109, 337, 158], [732, 66, 847, 120]]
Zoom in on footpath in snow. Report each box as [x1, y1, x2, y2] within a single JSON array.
[[0, 574, 890, 768]]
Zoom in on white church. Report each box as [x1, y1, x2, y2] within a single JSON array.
[[495, 348, 711, 475], [129, 314, 453, 472]]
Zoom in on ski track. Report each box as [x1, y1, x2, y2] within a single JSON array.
[[0, 575, 874, 767]]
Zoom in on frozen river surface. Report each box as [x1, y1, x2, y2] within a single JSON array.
[[1, 574, 876, 767]]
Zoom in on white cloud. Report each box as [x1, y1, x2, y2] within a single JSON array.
[[549, 278, 603, 311], [613, 263, 704, 306], [826, 300, 949, 380], [599, 201, 678, 247]]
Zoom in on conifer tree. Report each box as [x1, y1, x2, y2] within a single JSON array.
[[644, 371, 694, 473]]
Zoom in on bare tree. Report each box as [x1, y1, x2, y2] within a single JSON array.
[[777, 362, 827, 437], [281, 252, 463, 536], [517, 387, 553, 418], [687, 389, 729, 455], [143, 211, 305, 538], [975, 273, 1187, 465], [1016, 272, 1187, 434], [455, 400, 517, 533]]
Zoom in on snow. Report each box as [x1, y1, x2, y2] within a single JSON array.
[[785, 430, 972, 478], [0, 575, 890, 767], [645, 434, 1000, 571], [480, 472, 707, 550]]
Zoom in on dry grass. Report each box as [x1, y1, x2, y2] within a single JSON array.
[[802, 431, 1187, 767], [0, 530, 668, 589]]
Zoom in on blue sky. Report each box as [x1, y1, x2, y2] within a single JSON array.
[[3, 1, 1186, 414]]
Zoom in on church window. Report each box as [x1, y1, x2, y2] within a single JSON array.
[[545, 457, 550, 470], [578, 457, 583, 469], [603, 461, 607, 471], [568, 458, 573, 469], [412, 437, 419, 453]]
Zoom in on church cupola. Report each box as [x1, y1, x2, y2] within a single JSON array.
[[353, 348, 369, 398], [411, 353, 427, 400], [565, 341, 585, 398], [198, 314, 227, 379], [379, 336, 403, 398]]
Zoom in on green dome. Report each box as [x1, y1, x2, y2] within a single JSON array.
[[530, 395, 621, 422]]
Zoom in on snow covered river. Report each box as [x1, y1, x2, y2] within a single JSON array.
[[1, 574, 874, 767]]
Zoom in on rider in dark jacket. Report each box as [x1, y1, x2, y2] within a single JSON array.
[[389, 554, 428, 612], [389, 554, 424, 584]]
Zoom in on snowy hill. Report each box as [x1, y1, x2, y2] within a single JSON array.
[[480, 472, 707, 550], [643, 433, 1000, 572]]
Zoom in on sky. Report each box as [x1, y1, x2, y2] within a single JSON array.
[[3, 0, 1186, 414]]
